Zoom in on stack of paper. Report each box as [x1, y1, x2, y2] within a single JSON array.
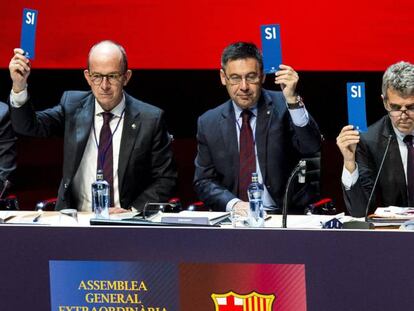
[[368, 206, 414, 226]]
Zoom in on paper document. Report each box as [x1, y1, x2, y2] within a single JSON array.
[[368, 206, 414, 225]]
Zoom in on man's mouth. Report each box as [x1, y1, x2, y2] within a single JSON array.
[[238, 94, 251, 99]]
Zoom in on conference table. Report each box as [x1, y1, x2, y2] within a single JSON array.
[[0, 210, 413, 311]]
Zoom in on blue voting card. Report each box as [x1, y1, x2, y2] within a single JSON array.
[[347, 82, 368, 132], [261, 24, 282, 74], [20, 8, 38, 59]]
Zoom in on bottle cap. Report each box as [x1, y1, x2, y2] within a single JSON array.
[[251, 172, 258, 181], [96, 169, 104, 181]]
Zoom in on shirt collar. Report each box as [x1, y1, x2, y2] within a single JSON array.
[[391, 123, 414, 142], [232, 101, 258, 119], [94, 93, 126, 118]]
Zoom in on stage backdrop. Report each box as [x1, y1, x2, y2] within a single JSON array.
[[1, 0, 413, 70]]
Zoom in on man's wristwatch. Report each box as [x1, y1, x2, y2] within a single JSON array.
[[287, 95, 305, 109]]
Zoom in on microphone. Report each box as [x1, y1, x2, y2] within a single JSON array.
[[282, 160, 307, 228], [142, 201, 180, 219], [343, 134, 393, 229], [298, 161, 307, 184], [0, 180, 10, 200]]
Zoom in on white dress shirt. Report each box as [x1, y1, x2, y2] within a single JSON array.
[[72, 98, 125, 211], [226, 102, 309, 211], [10, 88, 125, 211]]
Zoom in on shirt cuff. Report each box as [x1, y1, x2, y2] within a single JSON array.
[[226, 198, 242, 212], [10, 87, 28, 107], [288, 107, 309, 127], [341, 164, 359, 190]]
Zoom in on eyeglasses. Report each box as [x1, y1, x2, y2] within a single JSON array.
[[222, 70, 262, 86], [89, 72, 125, 85], [385, 103, 414, 117]]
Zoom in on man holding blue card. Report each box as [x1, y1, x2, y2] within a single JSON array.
[[337, 61, 414, 216], [8, 40, 177, 212], [194, 42, 321, 215]]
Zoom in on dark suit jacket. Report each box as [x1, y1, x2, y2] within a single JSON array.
[[0, 102, 17, 193], [343, 116, 408, 217], [193, 89, 321, 211], [10, 91, 177, 211]]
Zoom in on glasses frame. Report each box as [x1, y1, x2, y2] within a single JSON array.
[[88, 71, 126, 86], [221, 69, 262, 86], [384, 101, 414, 117]]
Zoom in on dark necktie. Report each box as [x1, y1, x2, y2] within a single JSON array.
[[238, 109, 256, 201], [98, 112, 114, 206], [404, 135, 414, 206]]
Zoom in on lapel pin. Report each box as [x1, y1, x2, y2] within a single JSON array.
[[131, 123, 137, 129]]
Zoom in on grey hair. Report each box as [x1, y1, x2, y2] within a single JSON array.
[[87, 40, 128, 73], [382, 61, 414, 100]]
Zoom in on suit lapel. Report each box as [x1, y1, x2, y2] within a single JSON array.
[[118, 94, 141, 192], [72, 95, 94, 176], [219, 101, 239, 190], [381, 118, 408, 202], [255, 91, 272, 183]]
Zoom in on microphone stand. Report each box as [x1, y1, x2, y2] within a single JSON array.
[[282, 160, 306, 228], [365, 136, 393, 221], [343, 135, 393, 230]]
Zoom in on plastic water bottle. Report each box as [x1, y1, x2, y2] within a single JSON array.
[[91, 170, 110, 219], [247, 172, 265, 227]]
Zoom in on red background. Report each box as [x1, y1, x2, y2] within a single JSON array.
[[1, 0, 413, 70], [180, 263, 306, 311]]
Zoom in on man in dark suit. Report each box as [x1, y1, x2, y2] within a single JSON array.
[[337, 61, 414, 217], [0, 102, 16, 196], [8, 40, 177, 212], [193, 42, 321, 214]]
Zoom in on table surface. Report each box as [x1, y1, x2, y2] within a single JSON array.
[[1, 210, 413, 311], [0, 210, 364, 229]]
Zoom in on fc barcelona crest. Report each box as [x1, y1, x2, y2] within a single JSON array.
[[211, 291, 276, 311]]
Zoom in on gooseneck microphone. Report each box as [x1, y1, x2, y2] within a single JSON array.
[[0, 180, 10, 200], [364, 134, 393, 221], [343, 134, 393, 229], [282, 160, 306, 228], [142, 201, 179, 219]]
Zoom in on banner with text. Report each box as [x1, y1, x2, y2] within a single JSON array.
[[49, 261, 306, 311]]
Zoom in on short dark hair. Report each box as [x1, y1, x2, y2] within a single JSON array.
[[87, 40, 128, 73], [221, 42, 263, 72]]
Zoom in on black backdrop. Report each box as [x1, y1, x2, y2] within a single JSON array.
[[0, 69, 386, 211]]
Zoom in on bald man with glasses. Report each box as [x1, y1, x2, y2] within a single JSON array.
[[193, 42, 321, 215], [8, 40, 177, 212], [337, 61, 414, 217]]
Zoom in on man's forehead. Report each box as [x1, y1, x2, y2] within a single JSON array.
[[387, 93, 414, 104], [224, 58, 261, 73], [88, 54, 123, 71]]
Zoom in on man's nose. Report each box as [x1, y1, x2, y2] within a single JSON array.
[[100, 76, 111, 89], [239, 78, 249, 90], [400, 109, 409, 119]]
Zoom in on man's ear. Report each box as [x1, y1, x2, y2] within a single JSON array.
[[123, 70, 132, 86], [220, 69, 227, 86], [261, 71, 266, 84], [84, 69, 92, 86]]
